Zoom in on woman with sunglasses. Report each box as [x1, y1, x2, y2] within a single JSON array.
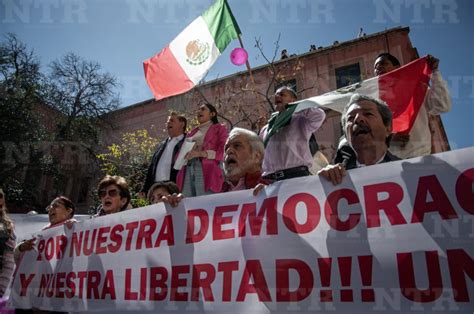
[[0, 188, 16, 297], [45, 196, 75, 228], [176, 103, 228, 196], [95, 175, 131, 216]]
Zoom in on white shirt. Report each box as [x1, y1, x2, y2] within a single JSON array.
[[185, 121, 216, 159], [260, 107, 325, 175], [154, 134, 184, 181], [356, 153, 386, 168]]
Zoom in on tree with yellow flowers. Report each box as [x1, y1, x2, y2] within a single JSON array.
[[96, 129, 160, 208]]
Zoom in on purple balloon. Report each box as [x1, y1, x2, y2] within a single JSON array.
[[230, 48, 248, 66]]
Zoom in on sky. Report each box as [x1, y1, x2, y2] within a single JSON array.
[[2, 0, 473, 150]]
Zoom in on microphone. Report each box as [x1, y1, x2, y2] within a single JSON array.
[[338, 144, 356, 168]]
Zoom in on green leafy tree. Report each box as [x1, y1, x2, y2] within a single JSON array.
[[96, 130, 161, 208]]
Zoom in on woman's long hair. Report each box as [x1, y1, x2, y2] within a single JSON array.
[[0, 188, 14, 238], [204, 103, 219, 124]]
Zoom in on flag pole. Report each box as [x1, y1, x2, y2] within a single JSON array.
[[237, 34, 268, 130], [237, 34, 255, 86], [227, 0, 265, 128]]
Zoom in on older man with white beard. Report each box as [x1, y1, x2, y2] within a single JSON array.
[[160, 128, 269, 206], [221, 127, 269, 192]]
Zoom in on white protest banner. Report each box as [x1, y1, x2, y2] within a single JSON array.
[[10, 214, 89, 242], [10, 148, 474, 313]]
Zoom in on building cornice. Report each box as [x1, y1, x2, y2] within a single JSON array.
[[110, 26, 410, 115]]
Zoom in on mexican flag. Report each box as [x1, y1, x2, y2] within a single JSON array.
[[295, 56, 433, 133], [143, 0, 241, 101]]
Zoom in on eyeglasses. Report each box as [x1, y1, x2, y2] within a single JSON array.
[[98, 189, 120, 198], [47, 202, 65, 211]]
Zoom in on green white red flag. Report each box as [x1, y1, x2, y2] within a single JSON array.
[[296, 57, 432, 133], [143, 0, 241, 101]]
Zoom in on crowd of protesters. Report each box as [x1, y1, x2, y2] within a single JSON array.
[[0, 52, 451, 309]]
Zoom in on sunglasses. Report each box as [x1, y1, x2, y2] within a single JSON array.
[[0, 194, 3, 199], [98, 189, 120, 198], [47, 202, 65, 210]]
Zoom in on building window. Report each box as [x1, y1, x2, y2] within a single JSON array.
[[335, 63, 361, 89]]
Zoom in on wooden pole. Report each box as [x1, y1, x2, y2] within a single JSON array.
[[237, 34, 255, 86], [237, 34, 267, 132]]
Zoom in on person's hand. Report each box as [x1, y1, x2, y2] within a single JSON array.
[[253, 183, 268, 196], [161, 193, 184, 208], [19, 238, 36, 252], [65, 218, 78, 229], [426, 55, 439, 71], [185, 150, 207, 161], [317, 163, 346, 185], [257, 115, 268, 131], [391, 132, 410, 147]]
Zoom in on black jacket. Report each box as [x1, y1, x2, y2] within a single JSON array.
[[141, 136, 185, 193], [335, 144, 401, 170]]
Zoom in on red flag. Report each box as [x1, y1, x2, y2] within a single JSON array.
[[379, 56, 432, 133], [297, 56, 433, 134]]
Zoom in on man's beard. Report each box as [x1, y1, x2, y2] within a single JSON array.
[[224, 164, 244, 178], [224, 156, 257, 179]]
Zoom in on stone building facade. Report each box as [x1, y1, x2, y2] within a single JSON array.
[[102, 26, 449, 162]]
